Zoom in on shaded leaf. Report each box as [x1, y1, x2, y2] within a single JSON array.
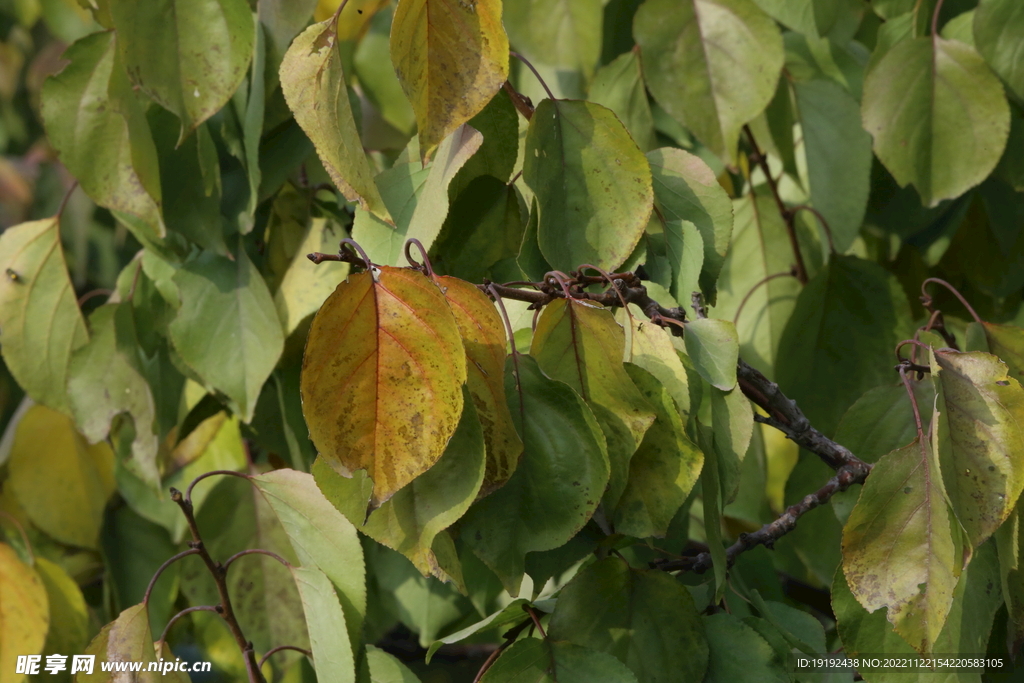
[[110, 0, 255, 139], [273, 218, 350, 337], [280, 19, 390, 221], [7, 405, 114, 549], [504, 0, 602, 76], [41, 32, 164, 245], [301, 268, 466, 507], [390, 0, 509, 158], [459, 356, 609, 595], [0, 543, 48, 682], [683, 318, 739, 391], [974, 0, 1024, 102], [366, 645, 421, 683], [447, 87, 520, 197], [753, 0, 840, 36], [613, 364, 703, 538], [589, 51, 656, 152], [35, 557, 90, 682], [933, 349, 1024, 550], [0, 218, 88, 415], [842, 432, 964, 652], [532, 299, 655, 509], [523, 99, 653, 272], [354, 6, 417, 136], [547, 557, 708, 683], [440, 276, 522, 495], [425, 599, 530, 662], [619, 309, 691, 421], [252, 469, 367, 647], [862, 35, 1010, 206], [711, 385, 754, 505], [634, 0, 784, 162], [479, 638, 639, 683], [702, 612, 788, 683], [291, 566, 356, 683], [646, 148, 733, 303], [982, 322, 1024, 381]]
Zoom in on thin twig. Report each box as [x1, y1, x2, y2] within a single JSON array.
[[510, 51, 556, 102], [258, 645, 312, 669], [502, 81, 535, 121], [523, 605, 547, 639], [733, 270, 798, 326], [56, 180, 79, 220], [144, 548, 200, 605], [223, 548, 292, 572], [789, 205, 836, 254], [472, 619, 532, 683], [921, 277, 983, 325], [158, 605, 220, 646], [185, 469, 251, 505], [931, 0, 946, 37]]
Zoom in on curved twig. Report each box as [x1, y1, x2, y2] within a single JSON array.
[[223, 548, 292, 572], [77, 289, 113, 308], [510, 51, 556, 102], [258, 645, 312, 669], [578, 263, 631, 314], [789, 205, 836, 254], [931, 0, 946, 37], [732, 270, 798, 326], [899, 365, 925, 439], [56, 180, 79, 220], [544, 271, 577, 300], [340, 238, 374, 272], [158, 605, 220, 646], [921, 277, 983, 324], [404, 238, 437, 279], [144, 548, 201, 605], [523, 604, 547, 639], [185, 470, 251, 505]]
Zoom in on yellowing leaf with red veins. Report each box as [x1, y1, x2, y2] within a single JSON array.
[[301, 268, 467, 507], [439, 276, 522, 496], [280, 20, 391, 222], [532, 299, 655, 509], [933, 348, 1024, 550], [390, 0, 509, 160], [0, 543, 49, 681], [842, 435, 964, 653]]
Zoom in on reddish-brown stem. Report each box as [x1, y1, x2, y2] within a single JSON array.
[[77, 289, 113, 308], [510, 51, 556, 102], [340, 238, 374, 271], [0, 510, 33, 564], [921, 277, 983, 324], [503, 81, 535, 121], [733, 270, 797, 326], [404, 238, 436, 279], [524, 604, 547, 639], [144, 548, 201, 605], [223, 548, 292, 571], [258, 646, 312, 669], [472, 619, 533, 683], [158, 605, 220, 646], [899, 365, 925, 439], [789, 205, 836, 254], [744, 125, 808, 284], [185, 469, 251, 504], [931, 0, 946, 37], [56, 180, 79, 220]]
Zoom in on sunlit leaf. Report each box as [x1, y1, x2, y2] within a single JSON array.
[[711, 384, 754, 505], [251, 468, 367, 646], [110, 0, 255, 139], [366, 645, 421, 683], [480, 638, 639, 683], [80, 604, 163, 682], [862, 35, 1010, 206], [0, 218, 88, 415], [589, 51, 656, 152], [932, 349, 1024, 549], [313, 393, 485, 581], [842, 431, 964, 652], [547, 557, 708, 683], [390, 0, 509, 159], [440, 276, 522, 495], [7, 405, 114, 549], [169, 249, 284, 423], [683, 318, 739, 391], [0, 543, 48, 682], [613, 364, 703, 538], [619, 310, 691, 421], [460, 356, 609, 595], [532, 299, 655, 509], [634, 0, 784, 162], [301, 268, 466, 507], [280, 19, 390, 221], [981, 322, 1024, 381], [273, 217, 350, 337], [523, 99, 653, 272], [425, 599, 529, 662], [291, 566, 356, 683]]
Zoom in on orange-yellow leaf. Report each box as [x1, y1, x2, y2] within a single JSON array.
[[390, 0, 509, 160], [438, 276, 522, 496], [0, 543, 49, 680], [301, 268, 467, 507]]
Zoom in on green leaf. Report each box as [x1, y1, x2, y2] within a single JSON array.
[[425, 599, 530, 662], [834, 540, 1002, 681], [619, 309, 691, 421], [273, 217, 350, 337], [389, 0, 509, 158], [842, 434, 965, 652], [110, 0, 255, 139], [0, 218, 88, 415], [291, 566, 356, 683], [0, 543, 48, 681], [683, 318, 739, 391], [251, 468, 367, 647], [169, 248, 284, 423], [366, 645, 421, 683], [547, 557, 709, 683], [661, 220, 704, 310], [504, 0, 602, 76], [862, 35, 1010, 206], [613, 364, 703, 538], [257, 0, 317, 82], [974, 0, 1024, 102], [982, 322, 1024, 381], [352, 127, 483, 265], [447, 87, 520, 197], [280, 19, 391, 221], [8, 405, 115, 549], [794, 78, 873, 253], [459, 355, 609, 595], [312, 393, 485, 582], [698, 426, 728, 599], [710, 193, 800, 379], [776, 255, 913, 437], [523, 99, 653, 272], [634, 0, 784, 162], [532, 299, 655, 509], [711, 385, 754, 505], [753, 0, 840, 37], [67, 303, 159, 486], [79, 604, 162, 683], [646, 148, 734, 303], [354, 6, 416, 136], [41, 32, 164, 245], [480, 638, 639, 683], [589, 51, 656, 152], [933, 349, 1024, 550], [702, 612, 789, 683]]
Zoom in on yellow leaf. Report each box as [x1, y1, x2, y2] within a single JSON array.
[[35, 557, 90, 670], [301, 268, 467, 507], [7, 405, 115, 549], [0, 543, 49, 683], [390, 0, 509, 160], [280, 20, 391, 222], [315, 0, 389, 40], [438, 276, 522, 496]]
